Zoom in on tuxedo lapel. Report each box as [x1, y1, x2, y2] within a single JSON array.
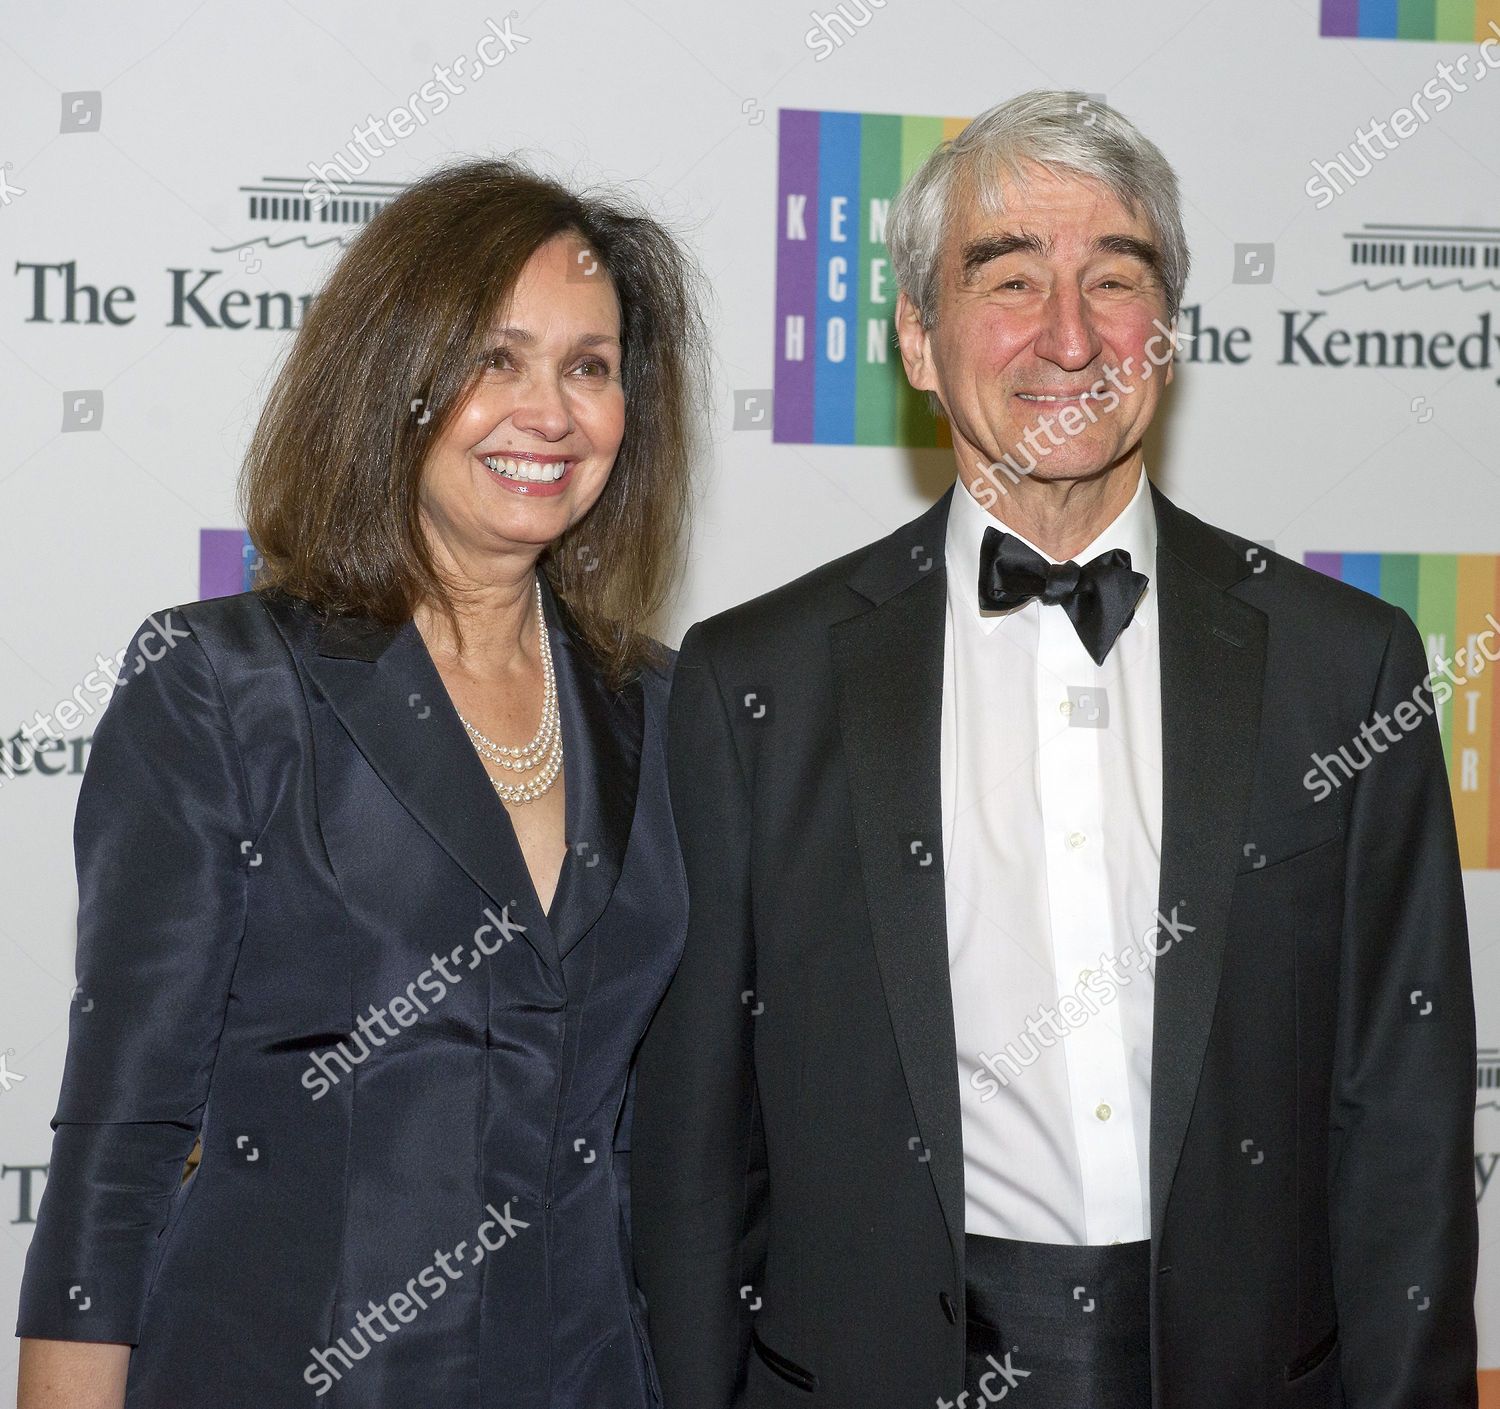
[[830, 489, 964, 1264], [828, 482, 1269, 1262], [541, 579, 643, 961], [1147, 485, 1267, 1244]]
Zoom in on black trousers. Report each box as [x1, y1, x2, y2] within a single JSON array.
[[962, 1232, 1152, 1408]]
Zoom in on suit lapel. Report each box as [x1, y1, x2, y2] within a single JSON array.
[[830, 489, 965, 1264], [542, 578, 643, 961], [298, 579, 641, 978], [303, 607, 562, 978], [1147, 485, 1267, 1244], [829, 483, 1269, 1262]]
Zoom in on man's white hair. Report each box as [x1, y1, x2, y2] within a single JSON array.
[[887, 90, 1190, 326]]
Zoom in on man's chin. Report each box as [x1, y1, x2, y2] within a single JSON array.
[[1026, 431, 1148, 477], [997, 453, 1127, 487]]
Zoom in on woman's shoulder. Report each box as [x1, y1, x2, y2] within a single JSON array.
[[199, 586, 322, 643], [630, 637, 679, 711], [112, 588, 318, 686], [97, 591, 330, 765], [639, 636, 679, 682]]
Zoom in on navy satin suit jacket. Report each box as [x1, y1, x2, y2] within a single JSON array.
[[17, 582, 686, 1408]]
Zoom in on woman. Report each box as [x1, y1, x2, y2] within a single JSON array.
[[16, 157, 705, 1408]]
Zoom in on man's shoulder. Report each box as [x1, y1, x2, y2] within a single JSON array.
[[695, 542, 872, 639], [1160, 493, 1409, 646], [687, 493, 947, 664]]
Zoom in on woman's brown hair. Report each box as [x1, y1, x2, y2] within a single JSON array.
[[240, 157, 708, 688]]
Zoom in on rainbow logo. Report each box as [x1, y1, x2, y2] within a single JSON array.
[[199, 529, 261, 599], [1305, 551, 1500, 869], [774, 108, 967, 446], [1321, 0, 1500, 39]]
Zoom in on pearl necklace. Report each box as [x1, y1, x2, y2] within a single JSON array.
[[455, 578, 563, 804]]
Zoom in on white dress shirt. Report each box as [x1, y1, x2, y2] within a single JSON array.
[[939, 466, 1162, 1245]]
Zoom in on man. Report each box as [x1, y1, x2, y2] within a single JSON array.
[[632, 90, 1478, 1408]]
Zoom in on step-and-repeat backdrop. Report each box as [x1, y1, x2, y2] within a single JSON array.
[[3, 0, 1498, 1396]]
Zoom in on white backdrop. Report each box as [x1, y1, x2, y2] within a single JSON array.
[[2, 0, 1497, 1395]]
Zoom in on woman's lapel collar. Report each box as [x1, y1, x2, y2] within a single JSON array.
[[302, 580, 644, 968], [305, 607, 566, 977], [539, 574, 644, 959]]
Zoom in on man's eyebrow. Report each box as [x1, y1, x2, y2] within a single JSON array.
[[957, 231, 1164, 282], [1094, 233, 1162, 274], [959, 232, 1049, 280]]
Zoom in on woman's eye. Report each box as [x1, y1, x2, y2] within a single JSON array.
[[574, 358, 612, 377], [482, 347, 513, 371]]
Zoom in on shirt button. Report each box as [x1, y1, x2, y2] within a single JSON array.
[[1067, 831, 1087, 850], [1078, 968, 1092, 984], [1095, 1102, 1112, 1121], [1059, 699, 1073, 717]]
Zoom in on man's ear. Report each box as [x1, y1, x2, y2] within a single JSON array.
[[895, 290, 936, 393], [1164, 314, 1177, 388]]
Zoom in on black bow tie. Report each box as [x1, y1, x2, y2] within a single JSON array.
[[977, 527, 1149, 666]]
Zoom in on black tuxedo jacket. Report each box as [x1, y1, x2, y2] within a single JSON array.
[[632, 482, 1478, 1409]]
